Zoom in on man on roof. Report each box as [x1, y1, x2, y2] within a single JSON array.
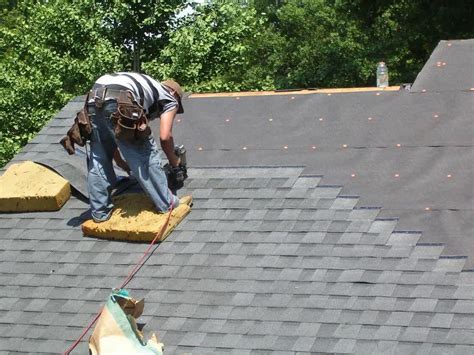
[[86, 72, 185, 222]]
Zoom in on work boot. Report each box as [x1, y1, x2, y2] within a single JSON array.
[[179, 195, 193, 207]]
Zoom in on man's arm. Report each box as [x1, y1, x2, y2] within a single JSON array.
[[159, 107, 180, 167]]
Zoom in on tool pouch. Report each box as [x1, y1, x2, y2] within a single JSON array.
[[112, 91, 150, 142], [59, 107, 92, 155]]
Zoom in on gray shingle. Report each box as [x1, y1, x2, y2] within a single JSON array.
[[434, 257, 467, 272], [331, 197, 358, 210], [179, 332, 206, 347], [352, 339, 378, 353], [387, 232, 421, 246], [310, 337, 339, 353], [409, 299, 438, 312], [373, 325, 401, 340], [411, 244, 445, 258], [296, 322, 321, 337], [293, 176, 322, 188], [291, 336, 316, 352], [426, 328, 450, 343], [378, 340, 411, 354], [331, 338, 356, 353], [453, 285, 474, 299], [450, 314, 474, 329], [399, 326, 430, 342], [386, 312, 414, 326], [454, 345, 474, 355], [447, 329, 474, 345], [349, 208, 380, 220], [452, 300, 474, 314], [315, 323, 339, 338], [310, 187, 341, 198], [334, 324, 362, 338], [457, 272, 474, 286]]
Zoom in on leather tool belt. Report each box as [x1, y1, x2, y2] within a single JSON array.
[[109, 90, 151, 142], [60, 87, 151, 155]]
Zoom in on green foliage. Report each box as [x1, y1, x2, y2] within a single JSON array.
[[333, 0, 474, 84], [247, 0, 473, 88], [144, 1, 274, 92], [268, 0, 372, 88], [0, 0, 122, 167], [98, 0, 187, 70]]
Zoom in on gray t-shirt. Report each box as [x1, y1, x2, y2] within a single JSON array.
[[93, 72, 178, 119]]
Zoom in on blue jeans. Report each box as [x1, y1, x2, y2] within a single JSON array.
[[87, 100, 179, 222]]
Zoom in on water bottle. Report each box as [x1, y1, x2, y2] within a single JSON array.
[[376, 62, 389, 88]]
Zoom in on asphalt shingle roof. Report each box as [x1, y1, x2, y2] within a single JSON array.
[[0, 39, 473, 354], [1, 165, 474, 353]]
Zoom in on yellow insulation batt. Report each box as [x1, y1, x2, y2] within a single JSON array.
[[82, 194, 192, 242], [0, 161, 71, 212]]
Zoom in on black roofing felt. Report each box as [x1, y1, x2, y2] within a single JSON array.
[[411, 39, 474, 93], [165, 39, 474, 269], [0, 39, 473, 353]]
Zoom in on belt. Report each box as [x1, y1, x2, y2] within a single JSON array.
[[102, 89, 124, 101], [88, 87, 131, 108]]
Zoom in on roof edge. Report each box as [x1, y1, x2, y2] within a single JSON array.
[[189, 86, 401, 98]]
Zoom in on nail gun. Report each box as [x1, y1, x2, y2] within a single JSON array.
[[165, 144, 188, 192]]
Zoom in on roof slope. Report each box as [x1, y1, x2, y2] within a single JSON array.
[[411, 39, 474, 93], [0, 39, 473, 353], [170, 39, 473, 268]]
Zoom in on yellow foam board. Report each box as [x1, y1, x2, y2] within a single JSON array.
[[82, 194, 192, 242], [0, 161, 71, 212]]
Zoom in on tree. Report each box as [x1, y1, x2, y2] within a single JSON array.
[[145, 1, 274, 92], [336, 0, 474, 84], [0, 0, 122, 166], [251, 0, 473, 87], [266, 0, 372, 88], [98, 0, 187, 71]]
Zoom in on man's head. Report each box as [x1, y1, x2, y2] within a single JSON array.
[[162, 80, 184, 114]]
